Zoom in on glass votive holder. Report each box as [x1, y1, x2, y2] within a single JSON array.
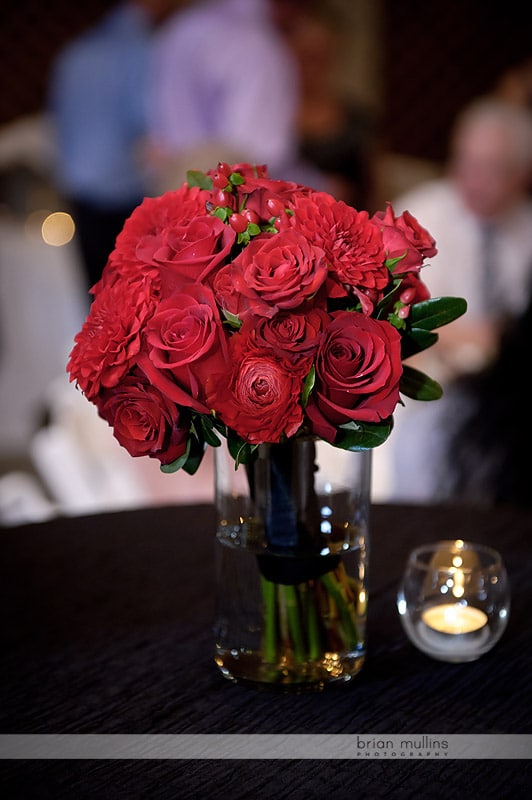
[[397, 539, 510, 663]]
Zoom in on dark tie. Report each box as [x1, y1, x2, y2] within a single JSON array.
[[480, 221, 498, 313]]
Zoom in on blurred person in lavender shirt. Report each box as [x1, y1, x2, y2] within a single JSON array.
[[145, 0, 326, 191]]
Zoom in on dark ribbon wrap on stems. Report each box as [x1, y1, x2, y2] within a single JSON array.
[[248, 438, 341, 584]]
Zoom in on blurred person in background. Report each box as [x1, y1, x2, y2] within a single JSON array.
[[145, 0, 328, 192], [441, 286, 532, 508], [282, 1, 379, 209], [47, 0, 178, 290], [386, 97, 532, 503]]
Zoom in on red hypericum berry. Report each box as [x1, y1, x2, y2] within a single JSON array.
[[266, 197, 285, 217], [214, 189, 231, 207], [212, 171, 229, 189], [398, 305, 410, 319], [400, 287, 416, 304], [243, 208, 259, 225], [217, 161, 231, 177], [229, 213, 248, 233]]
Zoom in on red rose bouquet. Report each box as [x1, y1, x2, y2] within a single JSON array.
[[67, 162, 467, 687], [67, 161, 466, 472]]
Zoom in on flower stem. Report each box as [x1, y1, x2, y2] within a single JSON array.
[[304, 582, 322, 661], [281, 584, 306, 664], [260, 575, 277, 663], [320, 571, 359, 649]]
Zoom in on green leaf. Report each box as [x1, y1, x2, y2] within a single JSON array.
[[229, 172, 245, 186], [247, 222, 261, 236], [186, 169, 213, 190], [409, 296, 467, 331], [181, 446, 206, 476], [227, 430, 258, 467], [387, 310, 407, 331], [160, 439, 192, 474], [385, 253, 407, 271], [401, 327, 439, 359], [301, 365, 315, 408], [222, 308, 242, 329], [335, 418, 393, 450], [159, 427, 209, 476], [199, 415, 223, 448], [373, 278, 402, 319], [212, 206, 230, 222], [160, 458, 186, 474], [400, 364, 443, 400]]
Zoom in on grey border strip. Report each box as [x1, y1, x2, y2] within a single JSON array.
[[0, 735, 531, 759]]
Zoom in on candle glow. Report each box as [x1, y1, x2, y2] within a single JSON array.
[[421, 603, 488, 635]]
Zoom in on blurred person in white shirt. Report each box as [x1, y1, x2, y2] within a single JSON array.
[[384, 97, 532, 502]]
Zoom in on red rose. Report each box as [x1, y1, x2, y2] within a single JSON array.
[[112, 185, 235, 286], [371, 203, 437, 273], [208, 343, 304, 444], [222, 162, 269, 179], [306, 311, 402, 442], [97, 370, 189, 465], [395, 208, 437, 259], [285, 192, 389, 315], [238, 309, 328, 376], [225, 230, 328, 319], [142, 283, 228, 409], [237, 178, 311, 223], [67, 279, 155, 399], [212, 263, 250, 319]]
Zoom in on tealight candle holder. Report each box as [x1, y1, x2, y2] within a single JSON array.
[[397, 539, 510, 663]]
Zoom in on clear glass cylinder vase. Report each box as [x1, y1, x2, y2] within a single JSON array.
[[213, 437, 371, 691]]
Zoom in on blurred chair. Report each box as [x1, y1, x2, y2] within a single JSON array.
[[0, 113, 89, 464], [0, 471, 58, 527], [28, 375, 214, 518]]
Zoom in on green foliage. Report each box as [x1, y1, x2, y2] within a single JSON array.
[[227, 429, 258, 468], [385, 254, 407, 271], [186, 169, 213, 190], [400, 364, 443, 401], [222, 309, 242, 329], [301, 366, 315, 408], [236, 224, 258, 245], [401, 327, 439, 359], [402, 296, 467, 358], [160, 436, 207, 476], [198, 414, 223, 448], [410, 296, 467, 330], [212, 206, 230, 222], [229, 172, 245, 187], [335, 418, 393, 450]]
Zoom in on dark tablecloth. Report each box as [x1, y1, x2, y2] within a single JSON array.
[[1, 502, 531, 797]]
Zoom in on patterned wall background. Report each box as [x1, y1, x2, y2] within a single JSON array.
[[381, 0, 532, 160], [0, 0, 109, 127], [0, 0, 531, 162]]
